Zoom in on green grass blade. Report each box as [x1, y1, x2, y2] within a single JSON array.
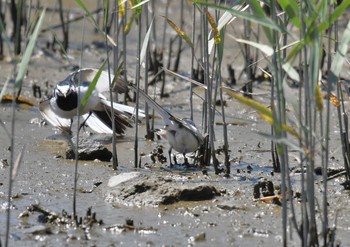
[[104, 0, 109, 28], [235, 38, 274, 56], [15, 8, 46, 91], [80, 61, 107, 109], [328, 20, 350, 88], [75, 0, 116, 46], [111, 62, 125, 89], [318, 0, 350, 33], [206, 10, 221, 45], [224, 87, 300, 138], [282, 62, 300, 82], [208, 4, 249, 54], [131, 0, 149, 10], [164, 16, 193, 48], [140, 18, 153, 66], [0, 78, 10, 102], [248, 0, 273, 43], [193, 1, 285, 34], [277, 0, 302, 28], [0, 14, 13, 58], [223, 87, 273, 118]]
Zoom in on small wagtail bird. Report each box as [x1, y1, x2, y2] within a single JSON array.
[[40, 68, 141, 135], [130, 85, 205, 166]]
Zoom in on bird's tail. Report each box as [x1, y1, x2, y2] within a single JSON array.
[[129, 84, 172, 123]]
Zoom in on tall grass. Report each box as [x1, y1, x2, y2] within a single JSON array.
[[1, 5, 46, 246], [2, 0, 350, 246], [104, 6, 350, 243], [196, 0, 350, 245]]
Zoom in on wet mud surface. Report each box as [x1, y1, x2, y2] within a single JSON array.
[[1, 88, 350, 246], [1, 1, 350, 246]]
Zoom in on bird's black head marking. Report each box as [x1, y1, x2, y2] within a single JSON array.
[[54, 80, 78, 111]]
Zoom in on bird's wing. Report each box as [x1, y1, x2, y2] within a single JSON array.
[[129, 85, 173, 126], [85, 97, 144, 135], [99, 98, 145, 118], [83, 113, 114, 134], [71, 68, 128, 94], [39, 98, 71, 128], [179, 118, 205, 145]]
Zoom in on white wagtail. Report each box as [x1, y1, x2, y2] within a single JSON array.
[[39, 68, 141, 135], [130, 85, 205, 165]]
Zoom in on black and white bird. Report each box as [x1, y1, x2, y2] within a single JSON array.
[[40, 68, 141, 135], [130, 85, 205, 165]]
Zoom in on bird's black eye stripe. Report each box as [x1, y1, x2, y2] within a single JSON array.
[[55, 88, 64, 97]]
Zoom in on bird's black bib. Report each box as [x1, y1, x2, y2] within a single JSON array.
[[56, 92, 78, 111]]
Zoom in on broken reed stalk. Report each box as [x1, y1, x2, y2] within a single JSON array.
[[242, 19, 253, 99], [11, 0, 23, 55], [0, 0, 3, 59], [160, 0, 170, 98], [95, 0, 102, 33], [58, 0, 69, 52], [172, 0, 184, 72]]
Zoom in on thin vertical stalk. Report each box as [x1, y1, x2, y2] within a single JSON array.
[[322, 3, 333, 244], [122, 2, 127, 105], [202, 2, 217, 173], [151, 0, 156, 40], [214, 2, 229, 175], [104, 0, 118, 170], [112, 0, 119, 110], [11, 0, 23, 55], [144, 4, 151, 140], [0, 0, 3, 59], [270, 1, 288, 245], [160, 0, 169, 97], [5, 75, 17, 247], [199, 3, 208, 168], [190, 2, 196, 120], [113, 0, 118, 74], [172, 0, 183, 72], [134, 11, 142, 168], [73, 16, 87, 219], [58, 0, 68, 52]]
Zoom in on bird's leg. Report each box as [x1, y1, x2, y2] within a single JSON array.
[[168, 147, 176, 167], [173, 155, 178, 165], [79, 112, 92, 132], [69, 119, 73, 130], [168, 147, 172, 166], [183, 154, 189, 166]]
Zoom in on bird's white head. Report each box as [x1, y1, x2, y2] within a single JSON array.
[[54, 80, 75, 98]]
